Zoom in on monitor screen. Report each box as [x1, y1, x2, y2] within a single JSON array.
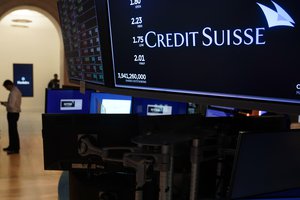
[[229, 131, 300, 199], [57, 0, 112, 86], [107, 0, 300, 108], [45, 89, 92, 114], [89, 92, 132, 114], [132, 97, 187, 116], [206, 105, 236, 117]]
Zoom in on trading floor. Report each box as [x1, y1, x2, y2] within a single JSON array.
[[0, 110, 61, 200]]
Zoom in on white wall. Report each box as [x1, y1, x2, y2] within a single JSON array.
[[0, 10, 61, 133], [0, 12, 60, 111]]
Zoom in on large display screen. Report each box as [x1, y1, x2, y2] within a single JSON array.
[[57, 0, 107, 85], [107, 0, 300, 106]]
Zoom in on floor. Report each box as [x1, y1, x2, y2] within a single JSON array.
[[0, 110, 62, 200]]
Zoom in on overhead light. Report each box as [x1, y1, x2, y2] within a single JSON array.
[[0, 9, 53, 29], [12, 19, 32, 23]]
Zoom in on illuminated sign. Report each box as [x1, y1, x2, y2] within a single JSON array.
[[147, 105, 172, 116], [13, 64, 33, 97], [17, 77, 30, 85], [60, 99, 83, 110]]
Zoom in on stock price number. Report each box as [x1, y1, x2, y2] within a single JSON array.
[[131, 17, 143, 28], [134, 54, 145, 62], [132, 36, 144, 47], [134, 54, 146, 65], [117, 73, 147, 82]]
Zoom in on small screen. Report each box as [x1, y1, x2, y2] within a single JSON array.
[[206, 105, 236, 117], [45, 89, 92, 114], [132, 97, 187, 116], [13, 63, 33, 97], [89, 92, 132, 114], [230, 131, 300, 199]]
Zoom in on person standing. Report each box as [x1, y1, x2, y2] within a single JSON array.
[[0, 80, 22, 154], [47, 73, 60, 89]]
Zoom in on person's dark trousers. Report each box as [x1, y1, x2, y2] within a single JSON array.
[[7, 112, 20, 151]]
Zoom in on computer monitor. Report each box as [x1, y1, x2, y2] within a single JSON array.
[[45, 89, 93, 114], [229, 131, 300, 199], [89, 92, 132, 114], [206, 105, 236, 117]]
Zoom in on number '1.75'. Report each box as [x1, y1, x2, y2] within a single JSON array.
[[133, 36, 144, 44]]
